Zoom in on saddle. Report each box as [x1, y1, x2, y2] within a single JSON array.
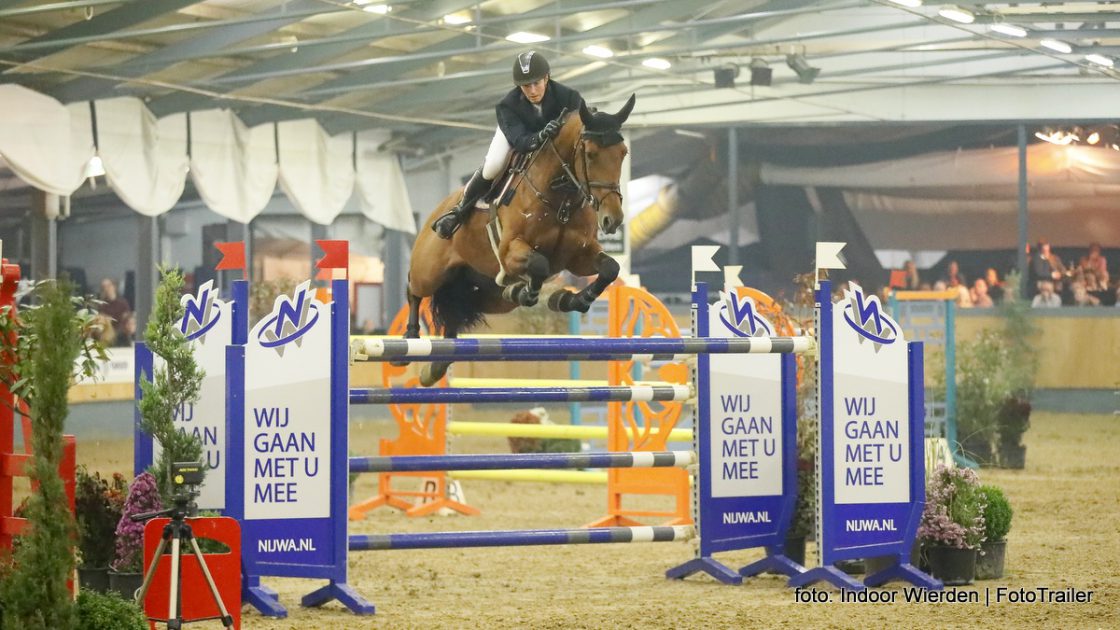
[[475, 152, 532, 210]]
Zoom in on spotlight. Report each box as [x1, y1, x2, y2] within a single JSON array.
[[749, 58, 772, 86], [714, 64, 739, 88], [786, 53, 820, 84], [938, 5, 975, 24]]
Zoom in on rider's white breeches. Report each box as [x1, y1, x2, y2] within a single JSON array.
[[482, 126, 512, 180]]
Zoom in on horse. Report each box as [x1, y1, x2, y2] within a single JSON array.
[[404, 95, 636, 386]]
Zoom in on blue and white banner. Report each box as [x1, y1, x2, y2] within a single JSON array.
[[241, 280, 333, 568]]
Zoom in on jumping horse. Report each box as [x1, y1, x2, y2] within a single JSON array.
[[405, 95, 636, 386]]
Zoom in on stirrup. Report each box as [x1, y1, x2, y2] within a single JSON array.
[[433, 209, 465, 239]]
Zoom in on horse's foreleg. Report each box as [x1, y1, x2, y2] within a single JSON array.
[[420, 319, 458, 387], [548, 251, 620, 313], [390, 292, 424, 367], [500, 239, 549, 307]]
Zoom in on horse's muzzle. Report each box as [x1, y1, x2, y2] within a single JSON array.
[[600, 214, 621, 235]]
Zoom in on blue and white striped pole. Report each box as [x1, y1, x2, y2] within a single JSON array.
[[349, 384, 693, 405], [352, 336, 812, 363], [350, 525, 694, 551]]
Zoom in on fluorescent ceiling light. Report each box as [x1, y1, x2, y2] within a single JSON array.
[[642, 57, 671, 70], [938, 6, 974, 24], [887, 0, 922, 7], [362, 4, 390, 14], [443, 13, 471, 25], [506, 31, 550, 44], [1040, 39, 1072, 54], [989, 23, 1027, 38], [583, 45, 614, 59], [1085, 53, 1114, 67]]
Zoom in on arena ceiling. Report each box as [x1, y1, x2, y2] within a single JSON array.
[[1, 0, 1118, 155]]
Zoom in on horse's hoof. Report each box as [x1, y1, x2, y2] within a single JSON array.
[[389, 360, 411, 368], [420, 363, 449, 387]]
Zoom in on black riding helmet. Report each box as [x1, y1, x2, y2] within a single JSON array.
[[513, 51, 550, 85]]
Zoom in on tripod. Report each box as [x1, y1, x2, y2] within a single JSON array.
[[134, 493, 234, 630]]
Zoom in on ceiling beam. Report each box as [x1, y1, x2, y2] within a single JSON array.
[[0, 0, 127, 19], [46, 0, 327, 102], [147, 0, 478, 116], [0, 0, 199, 63]]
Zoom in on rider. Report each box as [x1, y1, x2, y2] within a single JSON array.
[[432, 50, 585, 239]]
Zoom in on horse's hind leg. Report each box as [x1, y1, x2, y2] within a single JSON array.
[[548, 251, 620, 313], [390, 292, 423, 368]]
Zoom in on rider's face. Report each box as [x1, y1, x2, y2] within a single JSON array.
[[519, 77, 548, 104]]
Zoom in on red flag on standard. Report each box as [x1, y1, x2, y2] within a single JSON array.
[[214, 242, 246, 271], [315, 240, 349, 270]]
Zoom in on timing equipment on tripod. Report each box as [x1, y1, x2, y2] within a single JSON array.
[[134, 462, 234, 630]]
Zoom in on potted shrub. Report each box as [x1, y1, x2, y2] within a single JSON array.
[[137, 267, 205, 502], [918, 465, 986, 585], [784, 457, 814, 566], [110, 472, 163, 599], [976, 485, 1012, 579], [75, 468, 128, 592], [76, 589, 147, 630], [954, 330, 1010, 465], [0, 278, 105, 628], [995, 272, 1037, 469]]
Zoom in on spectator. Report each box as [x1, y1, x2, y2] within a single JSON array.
[[88, 313, 117, 347], [1031, 280, 1062, 308], [1070, 281, 1100, 307], [971, 279, 994, 308], [115, 312, 137, 346], [1030, 239, 1066, 296], [984, 268, 1005, 304], [902, 260, 921, 290], [98, 277, 132, 333], [944, 260, 965, 288], [1079, 242, 1109, 288]]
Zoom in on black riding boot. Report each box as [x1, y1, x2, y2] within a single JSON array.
[[433, 169, 492, 239]]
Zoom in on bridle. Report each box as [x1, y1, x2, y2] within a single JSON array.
[[519, 116, 625, 225]]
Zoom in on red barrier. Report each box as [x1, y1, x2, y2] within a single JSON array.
[[142, 516, 242, 630], [0, 258, 77, 554]]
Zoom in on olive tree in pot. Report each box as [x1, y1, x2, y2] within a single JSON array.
[[955, 330, 1011, 466], [918, 465, 986, 585], [976, 485, 1012, 580]]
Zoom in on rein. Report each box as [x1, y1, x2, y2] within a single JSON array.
[[516, 116, 623, 225]]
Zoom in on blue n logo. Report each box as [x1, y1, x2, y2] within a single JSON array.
[[851, 288, 884, 336], [726, 291, 760, 336], [179, 280, 220, 342], [273, 289, 309, 338]]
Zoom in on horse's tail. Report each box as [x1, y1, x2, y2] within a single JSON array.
[[430, 267, 490, 334]]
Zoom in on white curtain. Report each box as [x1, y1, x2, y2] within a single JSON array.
[[0, 85, 93, 195], [95, 97, 189, 216], [277, 119, 354, 225], [355, 129, 416, 234], [189, 109, 278, 224]]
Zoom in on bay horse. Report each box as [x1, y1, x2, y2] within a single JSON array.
[[405, 95, 636, 386]]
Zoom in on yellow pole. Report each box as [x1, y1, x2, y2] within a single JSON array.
[[448, 421, 693, 442]]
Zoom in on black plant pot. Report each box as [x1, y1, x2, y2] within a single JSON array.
[[783, 535, 807, 566], [925, 546, 977, 586], [78, 565, 110, 593], [999, 442, 1026, 469], [976, 540, 1007, 580], [108, 570, 143, 601], [960, 435, 994, 466], [914, 540, 929, 572], [863, 554, 896, 576]]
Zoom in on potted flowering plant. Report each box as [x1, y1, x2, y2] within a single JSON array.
[[918, 465, 986, 585], [976, 484, 1012, 579], [75, 467, 128, 592], [110, 472, 163, 599]]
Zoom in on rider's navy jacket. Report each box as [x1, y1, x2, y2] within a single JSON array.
[[496, 79, 584, 154]]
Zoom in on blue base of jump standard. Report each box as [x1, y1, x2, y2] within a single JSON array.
[[789, 280, 940, 592], [666, 284, 806, 586]]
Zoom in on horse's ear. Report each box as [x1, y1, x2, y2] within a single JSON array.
[[614, 94, 636, 125], [579, 100, 594, 126]]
